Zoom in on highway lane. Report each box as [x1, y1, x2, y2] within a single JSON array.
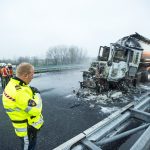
[[0, 69, 104, 150]]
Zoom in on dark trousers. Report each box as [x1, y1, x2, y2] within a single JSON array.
[[20, 126, 38, 150], [1, 76, 9, 89]]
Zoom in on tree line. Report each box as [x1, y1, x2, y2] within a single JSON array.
[[0, 45, 88, 66]]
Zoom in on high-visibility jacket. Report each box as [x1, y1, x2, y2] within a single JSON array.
[[1, 67, 8, 77], [2, 77, 44, 137], [8, 68, 13, 77]]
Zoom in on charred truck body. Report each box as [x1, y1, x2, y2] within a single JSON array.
[[81, 33, 150, 93]]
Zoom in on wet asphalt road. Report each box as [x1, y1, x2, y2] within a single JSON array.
[[0, 69, 105, 150]]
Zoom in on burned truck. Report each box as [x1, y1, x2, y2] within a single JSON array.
[[80, 33, 150, 93]]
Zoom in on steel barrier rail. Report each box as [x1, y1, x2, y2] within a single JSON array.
[[54, 92, 150, 150], [130, 125, 150, 150], [34, 65, 88, 74], [95, 123, 150, 146]]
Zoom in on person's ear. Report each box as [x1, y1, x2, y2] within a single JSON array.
[[23, 73, 28, 78]]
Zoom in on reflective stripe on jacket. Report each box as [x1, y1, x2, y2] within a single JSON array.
[[2, 77, 44, 137]]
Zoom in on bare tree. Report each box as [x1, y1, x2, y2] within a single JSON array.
[[47, 47, 59, 65], [17, 56, 30, 64], [46, 45, 87, 65], [0, 45, 87, 67], [31, 56, 39, 66]]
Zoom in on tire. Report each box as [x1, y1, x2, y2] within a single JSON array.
[[141, 71, 148, 82]]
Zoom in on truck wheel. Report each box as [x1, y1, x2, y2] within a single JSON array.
[[135, 73, 141, 85], [141, 71, 148, 82]]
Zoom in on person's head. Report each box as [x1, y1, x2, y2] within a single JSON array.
[[2, 63, 6, 68], [16, 62, 34, 84], [7, 63, 12, 69]]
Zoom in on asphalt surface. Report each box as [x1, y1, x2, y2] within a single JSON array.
[[1, 69, 148, 150], [0, 69, 105, 150]]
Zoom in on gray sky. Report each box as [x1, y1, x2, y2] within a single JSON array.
[[0, 0, 150, 59]]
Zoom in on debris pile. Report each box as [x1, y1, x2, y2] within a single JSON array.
[[76, 33, 150, 108]]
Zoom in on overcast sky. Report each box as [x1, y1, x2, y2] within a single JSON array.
[[0, 0, 150, 59]]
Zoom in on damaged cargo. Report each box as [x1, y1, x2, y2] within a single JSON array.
[[80, 33, 150, 94]]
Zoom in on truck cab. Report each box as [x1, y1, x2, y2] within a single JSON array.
[[80, 33, 150, 92], [107, 38, 143, 82]]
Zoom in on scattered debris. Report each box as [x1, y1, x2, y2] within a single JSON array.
[[110, 91, 122, 99], [89, 104, 95, 108], [75, 33, 150, 113], [70, 102, 81, 109], [100, 106, 119, 114]]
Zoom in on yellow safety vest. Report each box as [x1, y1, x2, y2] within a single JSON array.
[[2, 77, 44, 137]]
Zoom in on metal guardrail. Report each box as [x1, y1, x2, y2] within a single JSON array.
[[54, 92, 150, 150], [11, 64, 88, 75], [34, 65, 88, 73]]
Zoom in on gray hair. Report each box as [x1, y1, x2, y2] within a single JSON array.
[[16, 62, 34, 77]]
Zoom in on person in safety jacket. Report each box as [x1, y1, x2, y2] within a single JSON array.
[[1, 63, 9, 89], [2, 62, 44, 150], [0, 63, 2, 82], [7, 63, 14, 82]]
